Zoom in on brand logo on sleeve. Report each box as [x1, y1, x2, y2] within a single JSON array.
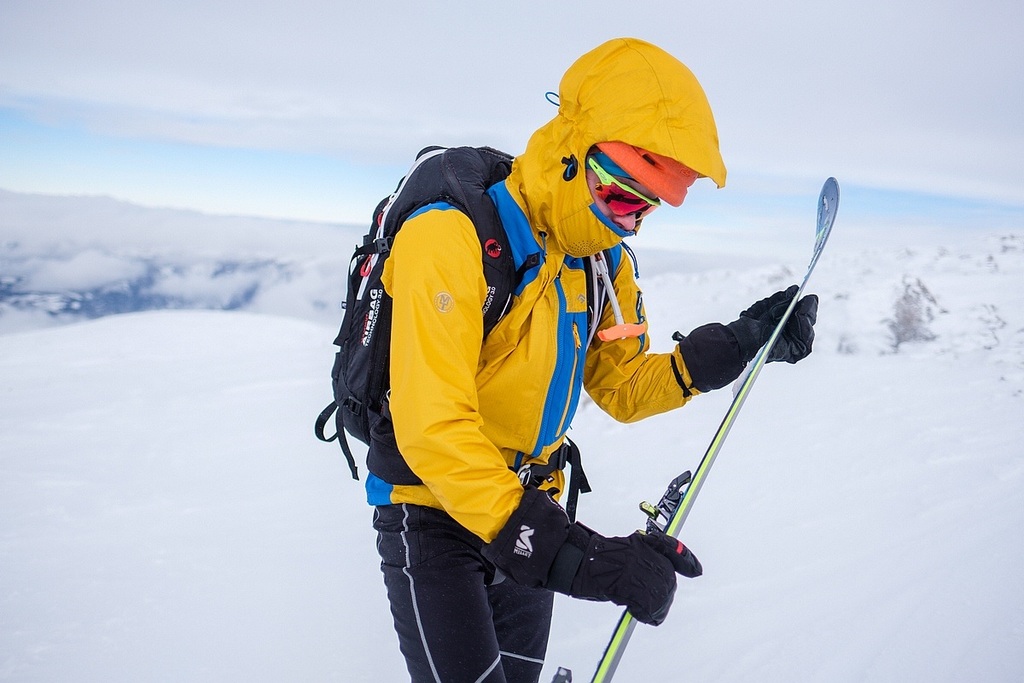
[[434, 292, 454, 313]]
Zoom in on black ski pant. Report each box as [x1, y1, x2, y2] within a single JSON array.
[[374, 503, 554, 683]]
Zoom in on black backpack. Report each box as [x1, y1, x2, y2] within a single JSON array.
[[315, 145, 613, 495], [314, 146, 521, 479]]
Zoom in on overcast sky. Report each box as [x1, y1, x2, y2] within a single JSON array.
[[1, 0, 1022, 225]]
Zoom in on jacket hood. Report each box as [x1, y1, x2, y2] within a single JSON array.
[[508, 37, 726, 257]]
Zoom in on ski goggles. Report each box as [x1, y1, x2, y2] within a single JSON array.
[[587, 154, 661, 217]]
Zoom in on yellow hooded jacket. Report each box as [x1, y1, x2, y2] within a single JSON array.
[[375, 38, 726, 542]]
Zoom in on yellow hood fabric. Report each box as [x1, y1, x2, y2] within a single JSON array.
[[509, 37, 726, 257]]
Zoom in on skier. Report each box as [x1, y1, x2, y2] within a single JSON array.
[[370, 38, 818, 683]]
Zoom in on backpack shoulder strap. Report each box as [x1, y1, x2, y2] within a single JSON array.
[[438, 147, 516, 335], [380, 146, 516, 335]]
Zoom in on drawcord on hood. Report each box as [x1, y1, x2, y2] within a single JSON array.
[[547, 76, 644, 343]]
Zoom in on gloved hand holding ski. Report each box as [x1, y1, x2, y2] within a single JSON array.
[[482, 488, 702, 626], [672, 285, 818, 395], [563, 527, 702, 626], [728, 284, 819, 364]]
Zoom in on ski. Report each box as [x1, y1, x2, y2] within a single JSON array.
[[581, 177, 840, 683]]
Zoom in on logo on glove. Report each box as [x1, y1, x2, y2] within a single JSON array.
[[514, 525, 535, 557]]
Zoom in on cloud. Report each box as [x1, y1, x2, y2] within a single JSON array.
[[21, 248, 148, 290], [1, 0, 1022, 206]]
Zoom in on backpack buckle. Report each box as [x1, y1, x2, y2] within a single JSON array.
[[515, 441, 572, 488], [550, 441, 571, 470], [341, 396, 363, 417]]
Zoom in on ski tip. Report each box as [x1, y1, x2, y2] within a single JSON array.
[[818, 178, 840, 227], [822, 177, 840, 201]]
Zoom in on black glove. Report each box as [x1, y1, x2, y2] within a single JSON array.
[[564, 526, 702, 625], [482, 488, 702, 626], [726, 285, 818, 364]]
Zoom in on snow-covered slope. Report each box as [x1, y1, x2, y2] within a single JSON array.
[[1, 190, 1022, 681], [0, 312, 388, 681]]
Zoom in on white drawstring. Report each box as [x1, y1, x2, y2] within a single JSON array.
[[592, 251, 648, 342]]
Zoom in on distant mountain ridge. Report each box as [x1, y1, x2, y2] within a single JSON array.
[[0, 189, 363, 333], [2, 189, 1021, 379], [1, 252, 289, 319]]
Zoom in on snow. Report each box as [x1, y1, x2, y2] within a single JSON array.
[[1, 192, 1023, 681]]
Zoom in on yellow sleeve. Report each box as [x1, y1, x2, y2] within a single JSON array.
[[382, 207, 523, 542], [583, 256, 700, 422]]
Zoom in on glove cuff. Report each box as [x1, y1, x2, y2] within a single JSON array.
[[725, 317, 767, 363], [481, 488, 571, 588], [546, 523, 592, 593], [676, 323, 747, 392]]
